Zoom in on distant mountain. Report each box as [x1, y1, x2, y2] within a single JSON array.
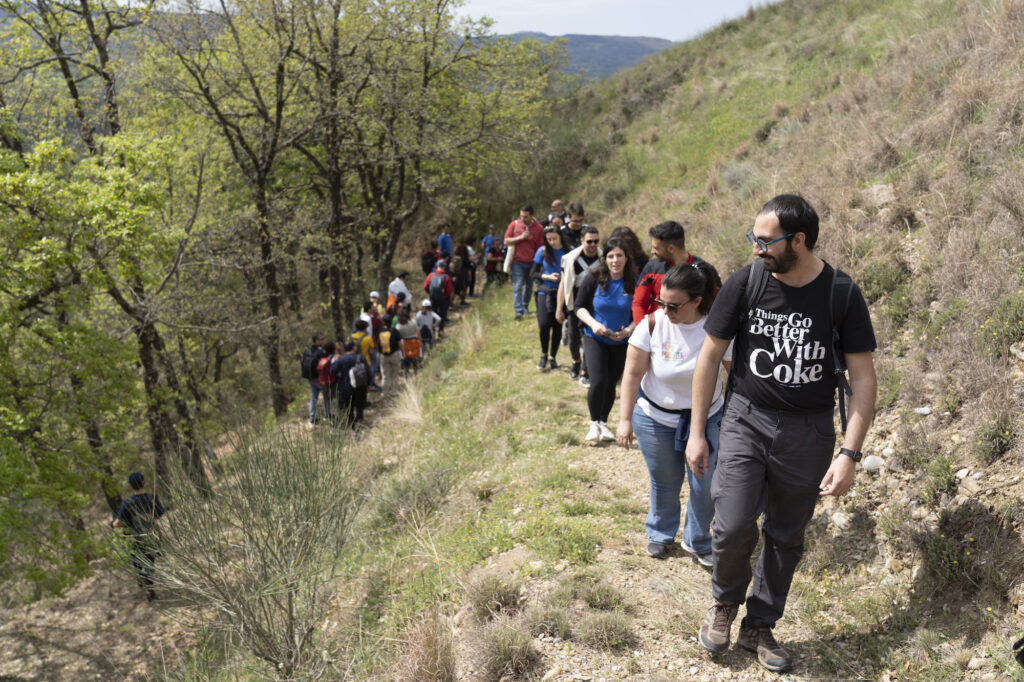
[[508, 32, 674, 80]]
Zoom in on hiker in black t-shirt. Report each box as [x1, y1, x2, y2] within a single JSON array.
[[111, 472, 165, 601], [686, 195, 877, 672]]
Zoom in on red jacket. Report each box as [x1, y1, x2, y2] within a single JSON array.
[[631, 253, 721, 325], [423, 268, 454, 299]]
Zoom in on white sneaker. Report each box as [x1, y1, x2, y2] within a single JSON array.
[[585, 421, 601, 442], [681, 539, 714, 568], [598, 421, 615, 441]]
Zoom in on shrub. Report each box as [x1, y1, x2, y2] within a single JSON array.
[[922, 454, 957, 505], [468, 575, 522, 621], [974, 411, 1015, 463], [980, 293, 1024, 357], [578, 612, 637, 651], [150, 429, 367, 680], [577, 580, 626, 611], [393, 610, 456, 682], [523, 604, 573, 640], [476, 618, 537, 681]]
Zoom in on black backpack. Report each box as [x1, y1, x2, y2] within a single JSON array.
[[300, 345, 323, 380], [349, 360, 370, 389], [735, 258, 856, 431], [421, 251, 437, 274]]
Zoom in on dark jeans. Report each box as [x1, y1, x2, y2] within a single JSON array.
[[536, 291, 561, 357], [130, 539, 157, 588], [582, 336, 627, 421], [710, 392, 835, 627], [338, 387, 367, 429], [566, 310, 585, 367]]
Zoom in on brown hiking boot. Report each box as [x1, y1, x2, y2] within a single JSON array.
[[737, 622, 793, 672], [698, 600, 739, 653]]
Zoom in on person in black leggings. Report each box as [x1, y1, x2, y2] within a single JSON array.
[[574, 236, 637, 442], [531, 224, 567, 370]]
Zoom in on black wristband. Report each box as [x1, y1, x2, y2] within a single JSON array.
[[839, 447, 862, 462]]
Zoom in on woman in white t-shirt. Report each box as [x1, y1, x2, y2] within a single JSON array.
[[616, 261, 731, 565]]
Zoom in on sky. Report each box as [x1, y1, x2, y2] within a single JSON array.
[[456, 1, 776, 42]]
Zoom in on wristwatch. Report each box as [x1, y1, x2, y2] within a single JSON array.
[[838, 447, 863, 462]]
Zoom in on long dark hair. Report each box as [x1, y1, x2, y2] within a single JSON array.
[[592, 237, 637, 293], [609, 226, 647, 266], [661, 261, 720, 315], [542, 225, 564, 266]]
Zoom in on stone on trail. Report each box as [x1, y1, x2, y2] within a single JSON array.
[[862, 455, 883, 473]]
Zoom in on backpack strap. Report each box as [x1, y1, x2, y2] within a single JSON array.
[[647, 311, 657, 336], [726, 260, 770, 403], [827, 263, 856, 432]]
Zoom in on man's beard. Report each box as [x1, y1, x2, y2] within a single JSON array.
[[761, 242, 797, 273]]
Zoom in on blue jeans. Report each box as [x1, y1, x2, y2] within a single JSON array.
[[510, 260, 533, 317], [308, 378, 322, 423], [370, 349, 382, 388], [633, 403, 723, 552]]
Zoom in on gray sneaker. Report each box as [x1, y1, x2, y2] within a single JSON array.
[[646, 541, 670, 559], [698, 600, 739, 653], [737, 622, 793, 672]]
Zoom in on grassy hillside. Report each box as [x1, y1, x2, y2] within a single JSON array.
[[532, 0, 1024, 458]]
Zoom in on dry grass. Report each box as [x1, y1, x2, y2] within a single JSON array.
[[390, 609, 456, 682], [474, 617, 537, 681], [467, 575, 522, 622]]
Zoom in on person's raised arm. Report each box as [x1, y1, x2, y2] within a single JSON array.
[[819, 351, 877, 497], [555, 277, 567, 324], [685, 334, 731, 479], [616, 344, 650, 448]]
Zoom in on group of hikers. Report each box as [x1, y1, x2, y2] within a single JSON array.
[[504, 194, 877, 673], [112, 193, 879, 674]]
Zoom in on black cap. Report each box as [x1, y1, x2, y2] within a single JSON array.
[[128, 472, 145, 490]]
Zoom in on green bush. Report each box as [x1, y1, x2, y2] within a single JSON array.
[[922, 454, 956, 505], [577, 612, 637, 651], [974, 412, 1015, 464], [981, 293, 1024, 357]]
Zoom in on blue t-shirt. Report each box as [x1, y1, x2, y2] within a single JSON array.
[[533, 246, 565, 281], [482, 234, 501, 254], [438, 233, 453, 257], [577, 276, 632, 345]]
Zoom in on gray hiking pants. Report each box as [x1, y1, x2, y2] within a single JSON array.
[[710, 392, 835, 627]]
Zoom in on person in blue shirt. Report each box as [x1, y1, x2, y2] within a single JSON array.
[[481, 224, 500, 257], [438, 223, 453, 259], [574, 236, 637, 442], [531, 224, 567, 370]]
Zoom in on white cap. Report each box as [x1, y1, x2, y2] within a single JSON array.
[[369, 290, 380, 299], [422, 299, 432, 307]]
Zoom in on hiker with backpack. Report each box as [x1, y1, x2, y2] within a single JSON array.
[[531, 224, 567, 371], [315, 341, 338, 423], [388, 272, 413, 308], [421, 240, 441, 275], [615, 262, 729, 566], [574, 236, 637, 443], [376, 315, 403, 397], [632, 220, 719, 326], [687, 195, 877, 673], [415, 299, 442, 352], [556, 225, 602, 386], [332, 339, 370, 429], [423, 261, 454, 333], [111, 472, 165, 601], [300, 333, 327, 427], [395, 306, 422, 376], [350, 320, 381, 392]]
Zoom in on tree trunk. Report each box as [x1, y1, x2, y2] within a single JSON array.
[[254, 187, 289, 417]]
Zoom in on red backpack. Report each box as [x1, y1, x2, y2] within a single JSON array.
[[317, 356, 334, 386]]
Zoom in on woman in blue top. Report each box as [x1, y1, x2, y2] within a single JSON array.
[[531, 224, 567, 370], [574, 236, 637, 442]]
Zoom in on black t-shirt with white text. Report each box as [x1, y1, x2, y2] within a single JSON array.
[[704, 262, 876, 411]]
